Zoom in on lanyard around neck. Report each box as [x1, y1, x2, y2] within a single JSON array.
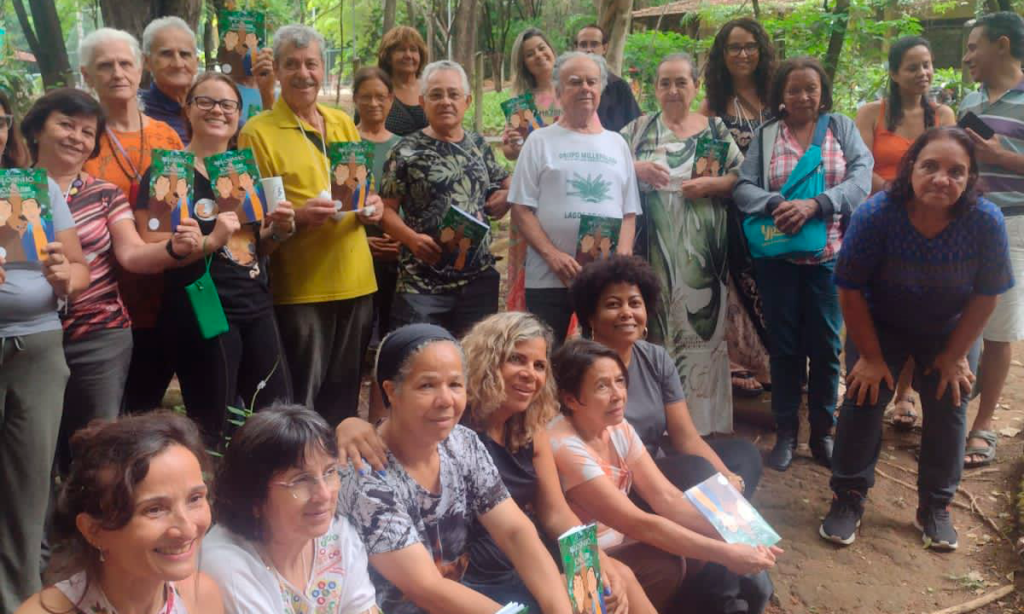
[[293, 106, 330, 192]]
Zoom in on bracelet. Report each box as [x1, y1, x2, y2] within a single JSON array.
[[165, 239, 188, 261], [270, 222, 296, 243]]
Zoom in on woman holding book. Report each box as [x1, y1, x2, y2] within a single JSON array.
[[14, 411, 223, 614], [620, 53, 742, 436], [135, 72, 295, 449], [548, 338, 780, 614], [853, 37, 955, 433], [701, 17, 777, 400], [203, 404, 380, 614], [20, 87, 203, 478], [338, 323, 574, 614], [0, 90, 92, 613]]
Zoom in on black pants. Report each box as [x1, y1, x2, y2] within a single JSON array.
[[372, 260, 398, 348], [630, 439, 772, 614], [164, 305, 292, 449], [390, 267, 500, 338], [525, 287, 572, 346], [122, 326, 176, 413]]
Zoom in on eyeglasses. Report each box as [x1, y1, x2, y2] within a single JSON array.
[[271, 466, 341, 502], [190, 96, 240, 113], [576, 40, 603, 50], [726, 43, 760, 57], [0, 115, 13, 130]]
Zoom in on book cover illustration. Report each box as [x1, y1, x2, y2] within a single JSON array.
[[501, 93, 544, 144], [558, 524, 607, 614], [205, 148, 266, 225], [575, 215, 621, 266], [692, 132, 730, 179], [437, 205, 489, 272], [0, 168, 53, 263], [217, 10, 265, 77], [146, 149, 194, 233], [684, 473, 781, 547], [328, 141, 374, 213]]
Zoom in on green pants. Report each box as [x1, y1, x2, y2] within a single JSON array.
[[0, 329, 67, 614]]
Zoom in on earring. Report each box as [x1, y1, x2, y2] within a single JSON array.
[[97, 548, 106, 563], [642, 327, 649, 339], [778, 103, 786, 113]]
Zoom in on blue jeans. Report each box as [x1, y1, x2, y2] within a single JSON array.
[[753, 259, 843, 432], [461, 571, 541, 613], [831, 329, 980, 508]]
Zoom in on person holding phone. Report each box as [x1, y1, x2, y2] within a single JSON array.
[[958, 12, 1024, 469]]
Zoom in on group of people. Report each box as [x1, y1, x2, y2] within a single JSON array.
[[1, 8, 1023, 614]]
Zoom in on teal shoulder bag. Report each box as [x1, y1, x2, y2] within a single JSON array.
[[184, 253, 229, 339], [743, 114, 831, 259]]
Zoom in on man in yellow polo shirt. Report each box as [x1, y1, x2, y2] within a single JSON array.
[[240, 24, 383, 424]]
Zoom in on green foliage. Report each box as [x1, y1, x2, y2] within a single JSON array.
[[464, 89, 510, 136], [0, 47, 36, 117]]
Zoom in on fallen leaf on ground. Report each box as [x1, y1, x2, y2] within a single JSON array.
[[997, 427, 1021, 437]]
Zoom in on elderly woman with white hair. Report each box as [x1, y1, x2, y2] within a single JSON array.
[[508, 51, 640, 346], [79, 27, 186, 414], [140, 16, 200, 144], [378, 60, 511, 338]]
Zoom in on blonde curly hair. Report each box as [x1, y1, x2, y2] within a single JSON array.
[[462, 312, 558, 452]]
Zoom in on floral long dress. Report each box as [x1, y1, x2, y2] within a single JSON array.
[[622, 113, 743, 435]]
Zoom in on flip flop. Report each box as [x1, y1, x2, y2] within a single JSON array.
[[731, 370, 764, 398], [963, 429, 997, 468], [888, 394, 918, 432]]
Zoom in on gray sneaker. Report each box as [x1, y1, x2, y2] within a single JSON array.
[[915, 506, 958, 551], [819, 492, 864, 546]]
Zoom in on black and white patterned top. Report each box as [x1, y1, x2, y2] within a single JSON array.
[[339, 425, 510, 614]]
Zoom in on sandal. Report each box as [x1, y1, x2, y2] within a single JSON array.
[[887, 394, 918, 432], [963, 429, 997, 468], [731, 370, 764, 398]]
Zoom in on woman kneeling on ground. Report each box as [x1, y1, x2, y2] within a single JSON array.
[[821, 127, 1011, 551], [549, 338, 780, 614], [15, 412, 222, 614], [203, 404, 379, 613], [338, 324, 574, 614]]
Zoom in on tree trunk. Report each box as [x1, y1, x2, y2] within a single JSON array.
[[822, 0, 851, 83], [451, 0, 479, 83], [383, 0, 398, 34], [752, 0, 760, 19], [99, 0, 202, 46], [336, 0, 344, 105], [596, 0, 633, 76], [491, 52, 503, 92], [13, 0, 74, 88]]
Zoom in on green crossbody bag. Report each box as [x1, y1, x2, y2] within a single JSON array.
[[185, 254, 229, 339]]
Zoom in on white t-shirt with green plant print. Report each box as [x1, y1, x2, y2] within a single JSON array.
[[509, 123, 641, 289]]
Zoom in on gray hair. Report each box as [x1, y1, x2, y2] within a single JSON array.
[[420, 60, 470, 96], [272, 24, 326, 64], [78, 27, 142, 70], [142, 16, 197, 56], [553, 51, 608, 94], [656, 52, 698, 83]]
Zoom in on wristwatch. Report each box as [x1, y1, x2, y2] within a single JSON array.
[[165, 239, 188, 261], [270, 222, 296, 243]]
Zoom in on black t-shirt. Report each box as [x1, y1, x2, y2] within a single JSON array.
[[598, 72, 642, 133], [136, 165, 273, 321]]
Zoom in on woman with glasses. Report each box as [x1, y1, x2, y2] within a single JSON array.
[[204, 404, 380, 614], [136, 72, 296, 449], [339, 324, 573, 614], [701, 18, 777, 401], [19, 87, 202, 479]]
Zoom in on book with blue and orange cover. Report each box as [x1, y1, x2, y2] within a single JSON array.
[[0, 168, 54, 263]]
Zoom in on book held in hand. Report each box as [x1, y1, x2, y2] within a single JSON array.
[[692, 132, 730, 179], [436, 205, 489, 272], [684, 473, 781, 547], [217, 10, 265, 77], [495, 603, 530, 614], [501, 93, 545, 145], [328, 141, 375, 213], [147, 149, 195, 232], [575, 215, 621, 267], [204, 149, 267, 224], [0, 168, 54, 263], [558, 524, 607, 614]]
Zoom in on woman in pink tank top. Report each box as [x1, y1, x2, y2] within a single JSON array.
[[854, 36, 956, 430]]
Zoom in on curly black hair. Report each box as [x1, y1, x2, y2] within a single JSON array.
[[704, 18, 776, 117], [767, 57, 833, 118], [569, 255, 661, 334], [888, 126, 979, 218]]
